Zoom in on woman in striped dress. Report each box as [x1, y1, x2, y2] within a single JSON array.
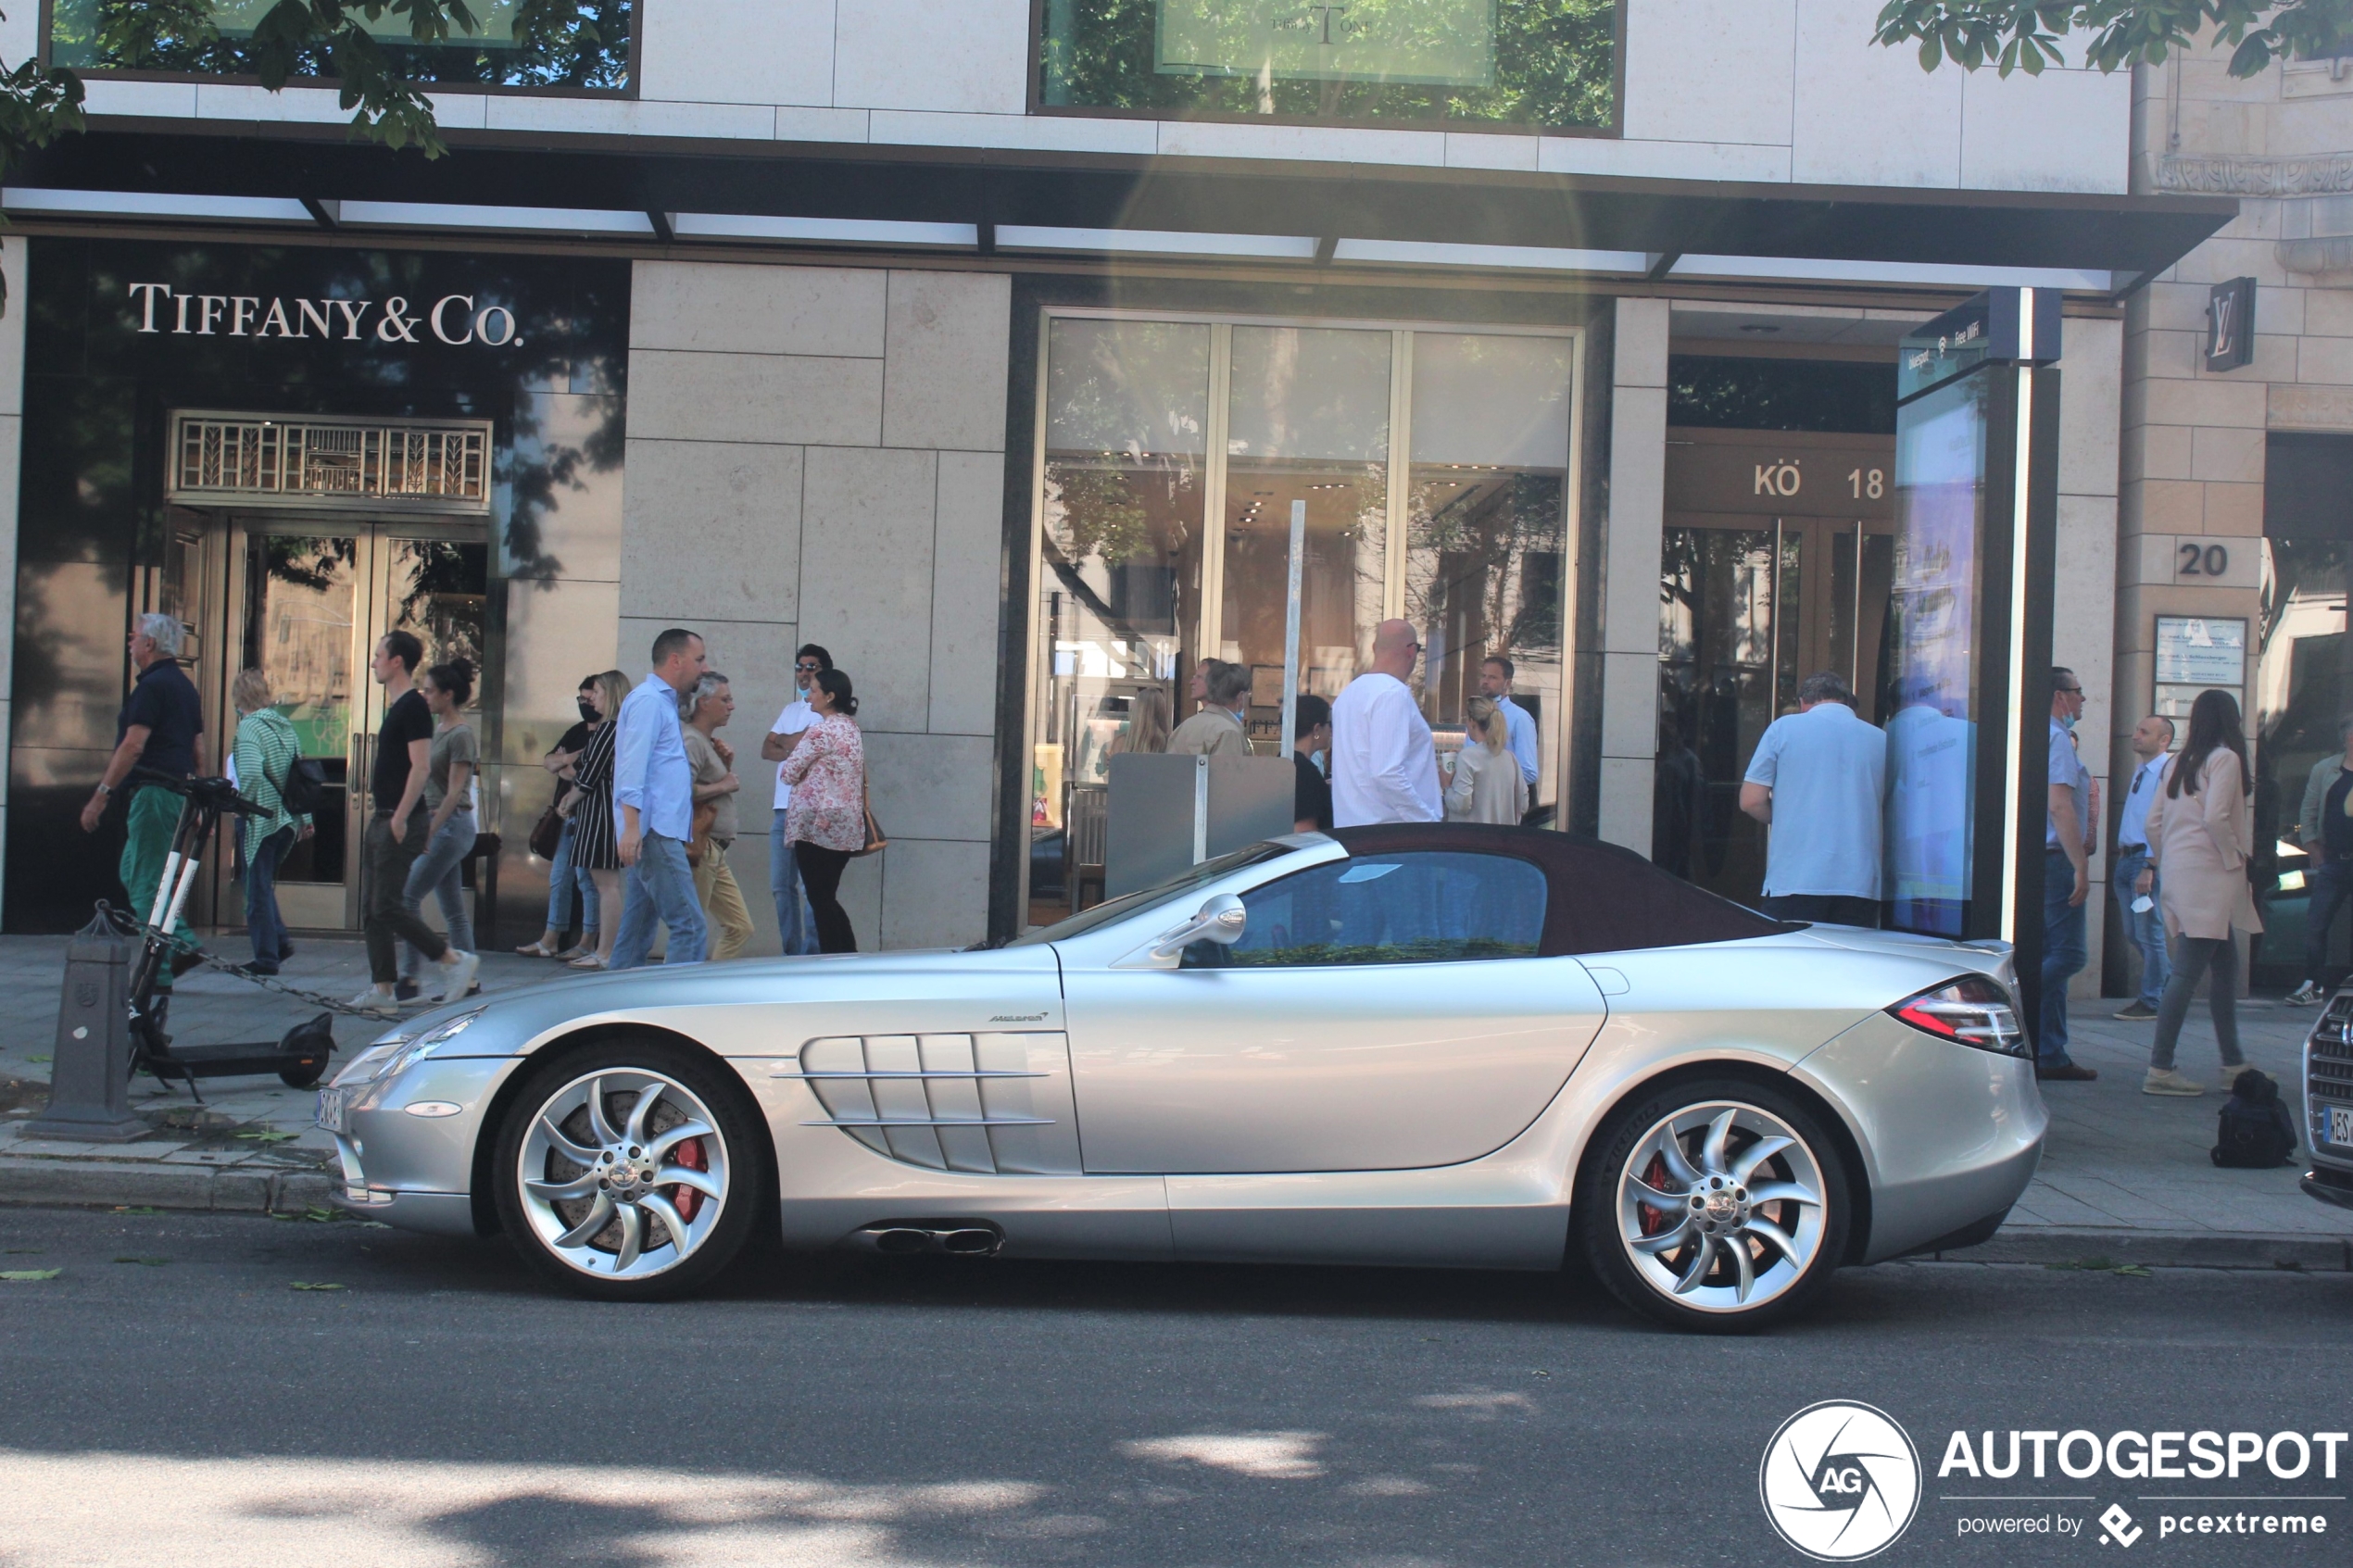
[[567, 669, 629, 970]]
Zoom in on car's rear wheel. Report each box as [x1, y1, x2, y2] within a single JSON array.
[[1579, 1077, 1851, 1333], [492, 1039, 763, 1301]]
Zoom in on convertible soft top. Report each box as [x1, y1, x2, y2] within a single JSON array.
[[1328, 823, 1799, 959]]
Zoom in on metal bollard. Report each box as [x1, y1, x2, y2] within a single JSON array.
[[24, 929, 147, 1142]]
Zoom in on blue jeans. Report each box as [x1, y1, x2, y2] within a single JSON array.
[[245, 825, 294, 972], [610, 832, 709, 970], [543, 816, 600, 937], [400, 810, 477, 983], [2110, 847, 2170, 1008], [2040, 848, 2089, 1065], [2304, 857, 2353, 985], [772, 808, 817, 955]]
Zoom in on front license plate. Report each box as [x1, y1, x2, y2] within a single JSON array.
[[315, 1086, 349, 1135], [2330, 1105, 2353, 1148]]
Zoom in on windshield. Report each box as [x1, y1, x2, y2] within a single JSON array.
[[1007, 842, 1299, 947]]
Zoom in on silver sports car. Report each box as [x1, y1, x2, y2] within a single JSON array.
[[318, 823, 2045, 1330]]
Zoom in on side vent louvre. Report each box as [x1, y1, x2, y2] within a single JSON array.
[[778, 1033, 1078, 1174]]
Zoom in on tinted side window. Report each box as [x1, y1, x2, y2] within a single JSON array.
[[1184, 852, 1546, 968]]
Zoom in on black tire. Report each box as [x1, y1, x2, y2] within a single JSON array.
[[492, 1036, 767, 1302], [1577, 1075, 1853, 1334]]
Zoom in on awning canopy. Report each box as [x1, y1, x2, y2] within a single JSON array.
[[13, 121, 2234, 284]]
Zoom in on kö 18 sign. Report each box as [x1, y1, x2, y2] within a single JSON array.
[[123, 282, 520, 346]]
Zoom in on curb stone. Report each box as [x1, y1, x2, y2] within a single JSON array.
[[0, 1157, 337, 1215], [4, 1155, 2347, 1270], [1936, 1226, 2353, 1273]]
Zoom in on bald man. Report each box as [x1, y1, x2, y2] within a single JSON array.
[[1330, 619, 1442, 826]]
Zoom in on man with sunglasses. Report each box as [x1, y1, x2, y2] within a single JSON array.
[[761, 645, 829, 955], [1330, 620, 1441, 827]]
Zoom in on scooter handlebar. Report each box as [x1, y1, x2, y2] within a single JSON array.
[[127, 767, 269, 817]]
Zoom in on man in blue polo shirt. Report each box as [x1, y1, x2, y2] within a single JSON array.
[[80, 613, 206, 984], [1739, 670, 1886, 926], [2038, 667, 2099, 1081]]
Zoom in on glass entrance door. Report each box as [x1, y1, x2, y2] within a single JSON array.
[[1655, 515, 1894, 905], [233, 524, 487, 930]]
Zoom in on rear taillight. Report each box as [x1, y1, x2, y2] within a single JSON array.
[[1889, 975, 2027, 1059]]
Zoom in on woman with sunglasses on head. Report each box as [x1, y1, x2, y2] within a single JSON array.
[[779, 668, 868, 954]]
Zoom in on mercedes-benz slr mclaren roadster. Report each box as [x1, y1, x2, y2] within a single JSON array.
[[319, 823, 2045, 1330]]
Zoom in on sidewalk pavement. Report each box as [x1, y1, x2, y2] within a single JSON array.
[[0, 935, 2347, 1270]]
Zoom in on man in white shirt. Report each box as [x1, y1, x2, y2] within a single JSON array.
[[1330, 620, 1441, 826], [1478, 656, 1540, 797], [1738, 670, 1886, 928], [759, 643, 827, 955], [1168, 660, 1253, 756], [2109, 713, 2175, 1020]]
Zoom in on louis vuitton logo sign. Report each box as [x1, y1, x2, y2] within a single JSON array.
[[124, 282, 520, 346]]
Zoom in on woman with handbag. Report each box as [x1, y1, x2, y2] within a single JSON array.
[[683, 671, 754, 961], [519, 674, 605, 960], [397, 659, 484, 1001], [566, 670, 630, 971], [780, 668, 871, 954]]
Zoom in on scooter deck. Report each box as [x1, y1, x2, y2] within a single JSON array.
[[150, 1040, 330, 1079]]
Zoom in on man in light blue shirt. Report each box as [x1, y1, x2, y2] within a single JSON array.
[[1739, 670, 1886, 926], [610, 627, 711, 971], [2037, 668, 2097, 1080], [2109, 713, 2174, 1021], [1478, 657, 1540, 797]]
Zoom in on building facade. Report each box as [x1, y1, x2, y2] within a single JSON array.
[[0, 1, 2230, 959]]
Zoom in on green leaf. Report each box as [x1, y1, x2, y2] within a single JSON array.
[[236, 1130, 298, 1143], [1919, 32, 1944, 69], [289, 1281, 346, 1291], [0, 1268, 62, 1281], [110, 1206, 163, 1216]]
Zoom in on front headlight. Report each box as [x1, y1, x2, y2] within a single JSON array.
[[327, 1007, 487, 1088]]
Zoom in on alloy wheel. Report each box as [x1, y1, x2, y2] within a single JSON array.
[[515, 1068, 730, 1282], [1615, 1100, 1827, 1315]]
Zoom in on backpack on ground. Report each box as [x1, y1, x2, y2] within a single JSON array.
[[2210, 1070, 2298, 1169]]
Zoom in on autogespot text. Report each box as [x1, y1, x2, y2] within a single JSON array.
[[1938, 1429, 2348, 1481]]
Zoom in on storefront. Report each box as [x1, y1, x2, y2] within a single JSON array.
[[6, 236, 628, 939]]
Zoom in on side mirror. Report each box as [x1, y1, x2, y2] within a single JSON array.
[[1151, 893, 1246, 960]]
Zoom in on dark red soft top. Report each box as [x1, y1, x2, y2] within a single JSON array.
[[1328, 822, 1798, 959]]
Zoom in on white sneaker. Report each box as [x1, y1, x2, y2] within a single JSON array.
[[346, 987, 396, 1014], [2143, 1068, 2205, 1097], [2286, 982, 2324, 1006], [433, 949, 481, 1003]]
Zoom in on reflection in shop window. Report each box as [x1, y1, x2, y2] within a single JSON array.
[[2253, 534, 2353, 984]]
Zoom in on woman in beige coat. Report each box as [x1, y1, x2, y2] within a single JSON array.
[[2136, 689, 2261, 1096], [1445, 696, 1530, 825]]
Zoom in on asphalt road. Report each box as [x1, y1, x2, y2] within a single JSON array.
[[2, 1205, 2347, 1568]]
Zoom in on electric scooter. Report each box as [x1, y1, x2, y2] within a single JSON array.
[[119, 765, 335, 1098]]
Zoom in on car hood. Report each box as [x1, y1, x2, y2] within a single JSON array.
[[395, 946, 1065, 1059]]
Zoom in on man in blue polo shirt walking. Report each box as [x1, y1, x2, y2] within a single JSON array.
[[610, 626, 711, 971], [1739, 671, 1887, 926]]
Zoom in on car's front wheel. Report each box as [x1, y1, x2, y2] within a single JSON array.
[[493, 1039, 763, 1300], [1579, 1077, 1851, 1332]]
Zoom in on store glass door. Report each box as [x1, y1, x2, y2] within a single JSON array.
[[1655, 515, 1893, 905], [234, 523, 486, 929]]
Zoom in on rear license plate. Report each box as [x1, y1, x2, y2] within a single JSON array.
[[2330, 1105, 2353, 1148], [315, 1086, 349, 1135]]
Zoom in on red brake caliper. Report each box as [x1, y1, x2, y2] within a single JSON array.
[[672, 1138, 706, 1223], [1638, 1151, 1670, 1236]]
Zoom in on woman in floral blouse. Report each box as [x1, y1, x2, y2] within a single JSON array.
[[779, 668, 868, 953]]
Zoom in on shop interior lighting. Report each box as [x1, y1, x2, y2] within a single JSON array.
[[330, 200, 657, 236], [1667, 254, 2115, 292], [1, 188, 313, 223], [667, 213, 980, 247], [1328, 239, 1650, 274], [996, 226, 1320, 260]]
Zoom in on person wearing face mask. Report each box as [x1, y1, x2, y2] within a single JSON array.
[[2037, 667, 2098, 1082], [517, 675, 606, 960], [1290, 693, 1333, 834]]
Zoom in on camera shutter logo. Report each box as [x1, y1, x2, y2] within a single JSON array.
[[1758, 1400, 1921, 1561]]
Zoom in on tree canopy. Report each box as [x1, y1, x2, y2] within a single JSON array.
[[1874, 0, 2353, 78]]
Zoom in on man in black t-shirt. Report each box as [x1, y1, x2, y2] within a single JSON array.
[[81, 613, 207, 983], [1291, 693, 1334, 834], [350, 630, 477, 1012]]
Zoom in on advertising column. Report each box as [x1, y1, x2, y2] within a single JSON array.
[[1884, 290, 2062, 1018]]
